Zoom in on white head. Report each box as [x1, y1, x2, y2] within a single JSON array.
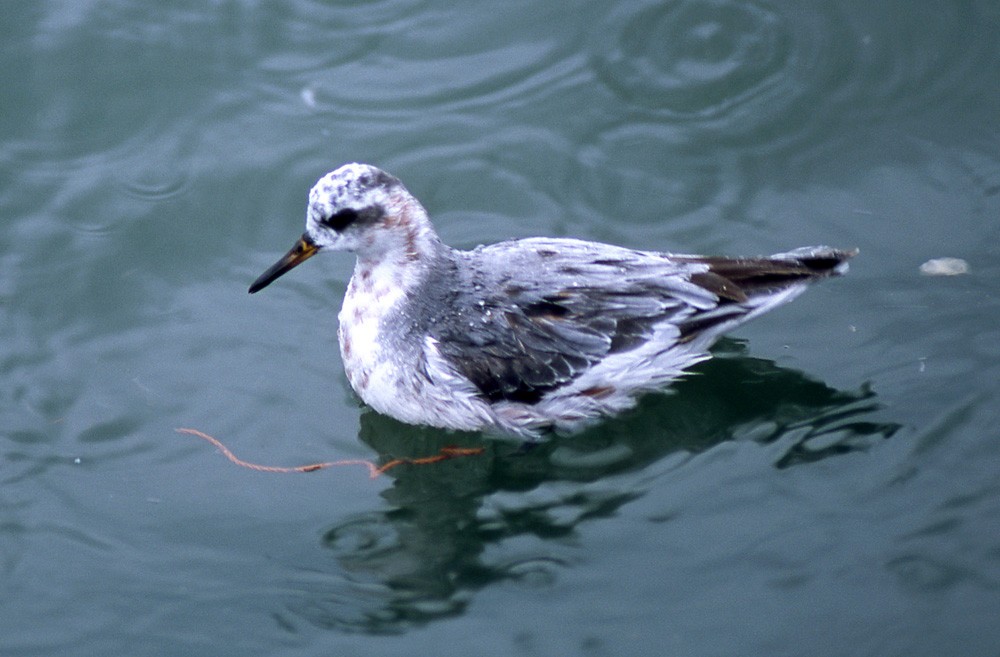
[[249, 163, 433, 293], [303, 163, 406, 251]]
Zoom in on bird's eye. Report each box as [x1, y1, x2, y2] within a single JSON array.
[[323, 208, 359, 231]]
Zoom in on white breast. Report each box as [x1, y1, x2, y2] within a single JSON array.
[[337, 262, 405, 404], [337, 261, 498, 431]]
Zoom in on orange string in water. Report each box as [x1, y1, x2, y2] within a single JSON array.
[[175, 428, 484, 479]]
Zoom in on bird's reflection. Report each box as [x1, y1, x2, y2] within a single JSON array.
[[285, 340, 900, 633]]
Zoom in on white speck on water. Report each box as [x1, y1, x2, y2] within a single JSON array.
[[300, 86, 317, 108], [920, 257, 969, 276]]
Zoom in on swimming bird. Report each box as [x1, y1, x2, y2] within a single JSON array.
[[249, 163, 855, 437]]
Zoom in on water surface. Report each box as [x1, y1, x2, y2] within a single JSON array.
[[2, 1, 999, 655]]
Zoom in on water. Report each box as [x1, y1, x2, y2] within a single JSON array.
[[2, 1, 999, 655]]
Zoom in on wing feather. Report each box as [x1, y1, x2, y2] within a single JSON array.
[[426, 241, 855, 405]]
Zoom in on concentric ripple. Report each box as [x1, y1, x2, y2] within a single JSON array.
[[592, 0, 1000, 157], [594, 0, 792, 119]]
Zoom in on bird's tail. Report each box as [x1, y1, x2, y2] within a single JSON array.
[[675, 246, 857, 344], [681, 246, 857, 303]]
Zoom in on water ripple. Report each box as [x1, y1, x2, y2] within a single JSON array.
[[299, 42, 575, 116], [117, 159, 190, 202], [590, 0, 1000, 156], [593, 0, 792, 119]]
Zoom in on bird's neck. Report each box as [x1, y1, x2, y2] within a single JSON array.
[[351, 192, 449, 302]]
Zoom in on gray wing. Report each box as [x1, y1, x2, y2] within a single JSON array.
[[426, 240, 856, 405], [432, 287, 677, 404], [427, 240, 712, 404]]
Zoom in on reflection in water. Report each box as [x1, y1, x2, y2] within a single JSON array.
[[286, 341, 900, 633]]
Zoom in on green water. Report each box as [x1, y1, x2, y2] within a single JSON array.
[[3, 1, 999, 655]]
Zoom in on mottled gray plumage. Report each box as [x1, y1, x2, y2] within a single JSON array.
[[250, 163, 855, 437]]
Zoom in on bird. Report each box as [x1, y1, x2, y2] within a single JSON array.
[[249, 163, 856, 437]]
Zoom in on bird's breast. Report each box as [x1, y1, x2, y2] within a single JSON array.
[[338, 262, 418, 398]]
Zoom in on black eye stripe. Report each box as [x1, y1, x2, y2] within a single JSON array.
[[322, 208, 359, 231], [319, 205, 387, 231]]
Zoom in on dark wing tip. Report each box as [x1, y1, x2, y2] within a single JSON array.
[[777, 246, 858, 275], [684, 246, 857, 302]]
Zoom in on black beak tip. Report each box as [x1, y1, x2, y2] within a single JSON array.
[[248, 270, 278, 294], [247, 273, 268, 294]]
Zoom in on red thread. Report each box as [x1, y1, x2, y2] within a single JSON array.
[[175, 428, 484, 479]]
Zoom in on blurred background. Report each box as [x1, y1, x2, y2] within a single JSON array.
[[2, 1, 998, 655]]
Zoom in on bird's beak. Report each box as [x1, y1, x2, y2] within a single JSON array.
[[248, 234, 319, 294]]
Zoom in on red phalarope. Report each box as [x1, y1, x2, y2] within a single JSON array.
[[249, 163, 856, 437]]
